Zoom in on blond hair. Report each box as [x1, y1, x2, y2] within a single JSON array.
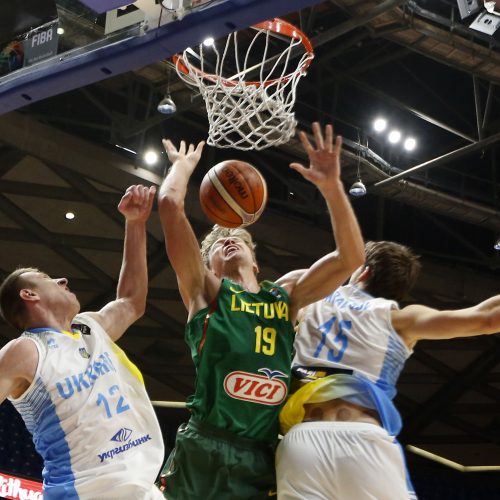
[[200, 225, 257, 268]]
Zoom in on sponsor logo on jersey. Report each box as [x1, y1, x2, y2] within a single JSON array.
[[111, 427, 133, 442], [292, 366, 327, 381], [79, 347, 90, 359], [98, 433, 152, 463], [224, 369, 288, 405], [72, 323, 92, 335], [268, 287, 283, 300], [230, 295, 289, 321], [229, 286, 245, 294], [55, 351, 116, 400], [47, 338, 58, 350]]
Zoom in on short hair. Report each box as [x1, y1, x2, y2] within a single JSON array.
[[0, 267, 40, 331], [363, 241, 421, 302], [200, 225, 257, 268]]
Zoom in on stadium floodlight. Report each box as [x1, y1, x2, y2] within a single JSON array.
[[388, 130, 402, 144], [373, 118, 387, 132], [403, 137, 417, 151], [144, 151, 159, 165]]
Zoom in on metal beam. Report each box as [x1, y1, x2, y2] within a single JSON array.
[[0, 194, 115, 287], [401, 343, 500, 440], [0, 147, 27, 176], [310, 0, 408, 47], [0, 0, 330, 115], [473, 76, 483, 141], [373, 130, 500, 189], [0, 179, 119, 204], [0, 112, 162, 189], [329, 69, 476, 143]]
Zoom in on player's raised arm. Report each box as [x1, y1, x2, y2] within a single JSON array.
[[89, 185, 155, 340], [158, 139, 219, 316], [394, 295, 500, 346], [283, 123, 364, 317]]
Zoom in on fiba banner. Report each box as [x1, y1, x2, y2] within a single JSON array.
[[0, 0, 58, 43], [0, 471, 43, 500]]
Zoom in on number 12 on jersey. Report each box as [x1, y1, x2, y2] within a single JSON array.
[[96, 384, 130, 419], [313, 316, 350, 362]]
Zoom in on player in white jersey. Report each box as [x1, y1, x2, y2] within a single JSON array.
[[276, 240, 500, 500], [0, 185, 165, 500]]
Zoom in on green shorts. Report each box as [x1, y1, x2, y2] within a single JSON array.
[[158, 419, 277, 499]]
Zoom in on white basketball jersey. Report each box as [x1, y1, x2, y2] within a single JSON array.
[[293, 285, 412, 395], [9, 313, 164, 499]]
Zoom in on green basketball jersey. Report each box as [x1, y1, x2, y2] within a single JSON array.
[[185, 278, 295, 443]]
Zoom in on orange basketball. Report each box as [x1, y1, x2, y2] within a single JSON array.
[[199, 160, 268, 228]]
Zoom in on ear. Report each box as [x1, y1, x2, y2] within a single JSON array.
[[355, 265, 371, 284], [252, 261, 260, 275], [19, 288, 40, 303]]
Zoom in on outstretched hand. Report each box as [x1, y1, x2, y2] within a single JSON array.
[[290, 122, 342, 191], [118, 185, 156, 223], [162, 139, 205, 176]]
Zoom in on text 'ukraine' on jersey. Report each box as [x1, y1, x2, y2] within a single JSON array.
[[9, 313, 164, 499], [185, 279, 295, 443]]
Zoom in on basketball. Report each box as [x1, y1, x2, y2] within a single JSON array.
[[199, 160, 268, 228]]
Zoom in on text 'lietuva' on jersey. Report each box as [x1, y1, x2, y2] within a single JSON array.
[[185, 278, 295, 443], [9, 313, 164, 499], [281, 284, 413, 436]]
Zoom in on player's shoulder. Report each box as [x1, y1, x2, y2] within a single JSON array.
[[72, 311, 101, 330], [0, 337, 38, 372]]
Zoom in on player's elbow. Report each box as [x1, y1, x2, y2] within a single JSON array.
[[129, 299, 146, 322], [481, 311, 500, 335]]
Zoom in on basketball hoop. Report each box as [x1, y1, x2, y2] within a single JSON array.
[[173, 18, 314, 150]]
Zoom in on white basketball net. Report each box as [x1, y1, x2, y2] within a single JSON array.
[[175, 21, 314, 150]]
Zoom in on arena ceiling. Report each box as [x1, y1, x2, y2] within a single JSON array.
[[1, 0, 500, 470]]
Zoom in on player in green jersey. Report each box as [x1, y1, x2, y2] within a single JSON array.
[[157, 122, 365, 499]]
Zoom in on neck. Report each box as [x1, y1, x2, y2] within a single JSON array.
[[27, 312, 73, 333], [223, 267, 260, 293]]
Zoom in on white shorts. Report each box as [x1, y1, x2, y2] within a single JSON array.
[[85, 484, 164, 499], [276, 421, 417, 500]]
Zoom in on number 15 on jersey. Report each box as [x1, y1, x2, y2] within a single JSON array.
[[313, 316, 350, 362]]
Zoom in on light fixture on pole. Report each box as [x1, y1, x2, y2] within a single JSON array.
[[349, 180, 367, 197], [349, 134, 367, 197], [157, 65, 177, 115]]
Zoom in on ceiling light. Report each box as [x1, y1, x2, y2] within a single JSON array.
[[349, 180, 367, 197], [388, 130, 402, 144], [373, 118, 387, 132], [65, 212, 75, 220], [203, 37, 215, 46], [157, 94, 176, 115], [144, 151, 159, 165], [404, 137, 417, 151]]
